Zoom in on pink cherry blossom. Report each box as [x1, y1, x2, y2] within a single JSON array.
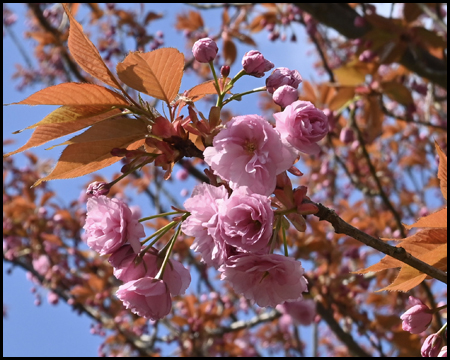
[[274, 100, 329, 155], [438, 346, 447, 357], [116, 277, 171, 320], [109, 244, 190, 295], [192, 37, 218, 63], [109, 244, 153, 283], [32, 254, 51, 276], [242, 50, 274, 77], [203, 115, 296, 195], [218, 186, 273, 253], [83, 195, 145, 256], [219, 253, 308, 307], [400, 296, 432, 334], [421, 333, 443, 357], [162, 258, 191, 296], [181, 183, 231, 269], [273, 85, 298, 108], [279, 298, 316, 326], [86, 181, 110, 197], [266, 67, 302, 94]]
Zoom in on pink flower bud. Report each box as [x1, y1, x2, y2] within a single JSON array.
[[242, 50, 274, 78], [421, 334, 443, 357], [359, 49, 377, 62], [354, 16, 366, 27], [176, 168, 189, 181], [339, 126, 355, 144], [273, 85, 298, 107], [192, 37, 218, 63], [47, 291, 59, 305], [438, 346, 447, 357], [220, 65, 230, 78], [116, 277, 172, 320], [86, 181, 110, 197], [110, 147, 127, 157], [266, 67, 302, 94], [400, 296, 433, 334]]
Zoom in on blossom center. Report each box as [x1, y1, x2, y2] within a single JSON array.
[[244, 139, 257, 154]]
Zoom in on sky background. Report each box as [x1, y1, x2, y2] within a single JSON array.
[[3, 3, 319, 356]]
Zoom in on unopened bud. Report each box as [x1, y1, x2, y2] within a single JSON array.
[[111, 148, 127, 157], [192, 37, 218, 63], [86, 181, 110, 197], [242, 50, 274, 78], [220, 65, 230, 78]]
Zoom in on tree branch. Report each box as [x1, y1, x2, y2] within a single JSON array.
[[315, 301, 371, 357], [308, 201, 447, 284], [293, 3, 447, 89]]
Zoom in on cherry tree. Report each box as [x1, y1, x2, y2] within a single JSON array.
[[3, 3, 447, 357]]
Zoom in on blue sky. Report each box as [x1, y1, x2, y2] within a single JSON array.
[[3, 3, 319, 356]]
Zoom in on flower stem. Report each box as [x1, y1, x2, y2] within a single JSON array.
[[140, 220, 177, 247], [139, 211, 185, 223], [155, 224, 182, 280], [221, 86, 267, 107], [217, 69, 247, 108]]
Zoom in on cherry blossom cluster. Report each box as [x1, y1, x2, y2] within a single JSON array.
[[183, 38, 329, 308], [82, 37, 330, 319], [83, 194, 191, 320]]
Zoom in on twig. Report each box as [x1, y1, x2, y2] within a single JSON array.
[[27, 3, 88, 83], [308, 200, 447, 284], [207, 309, 281, 335], [186, 3, 252, 10], [417, 3, 447, 33], [293, 3, 447, 89], [298, 14, 335, 83], [3, 255, 154, 357], [315, 301, 371, 357], [349, 107, 407, 237]]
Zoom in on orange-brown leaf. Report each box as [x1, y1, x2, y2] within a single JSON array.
[[382, 228, 447, 245], [175, 10, 204, 31], [62, 4, 121, 89], [378, 265, 427, 292], [362, 95, 384, 143], [58, 116, 147, 146], [299, 80, 317, 104], [333, 62, 366, 86], [403, 208, 447, 229], [4, 106, 122, 158], [32, 117, 147, 186], [10, 83, 129, 106], [222, 39, 237, 66], [116, 49, 184, 104], [185, 78, 232, 101], [380, 81, 413, 106], [435, 141, 447, 200], [403, 3, 422, 23], [378, 243, 447, 292], [328, 87, 355, 111]]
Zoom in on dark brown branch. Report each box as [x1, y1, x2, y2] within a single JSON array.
[[378, 95, 448, 130], [27, 3, 88, 84], [293, 3, 447, 89], [207, 309, 281, 336], [298, 13, 335, 83], [309, 201, 447, 284], [315, 301, 371, 357], [349, 108, 407, 237]]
